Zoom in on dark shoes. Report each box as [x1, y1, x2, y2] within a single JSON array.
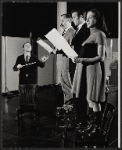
[[82, 111, 102, 139], [76, 111, 103, 140]]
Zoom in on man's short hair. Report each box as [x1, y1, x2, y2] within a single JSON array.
[[71, 9, 86, 19], [61, 13, 71, 19], [22, 42, 31, 48]]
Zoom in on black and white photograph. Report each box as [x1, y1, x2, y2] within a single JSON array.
[[0, 0, 120, 148]]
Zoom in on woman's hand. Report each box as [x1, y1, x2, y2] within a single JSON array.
[[70, 56, 84, 63], [74, 57, 79, 63], [70, 56, 77, 63], [74, 57, 84, 63]]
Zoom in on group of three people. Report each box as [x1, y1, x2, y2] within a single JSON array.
[[58, 8, 108, 138], [13, 8, 108, 138]]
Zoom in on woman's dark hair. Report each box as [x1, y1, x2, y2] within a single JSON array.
[[87, 8, 109, 36]]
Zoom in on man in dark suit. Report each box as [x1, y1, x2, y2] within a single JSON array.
[[70, 10, 90, 127], [13, 42, 48, 84], [70, 9, 90, 81], [56, 14, 75, 105]]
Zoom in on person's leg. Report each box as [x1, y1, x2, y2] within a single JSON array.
[[60, 57, 73, 105], [77, 68, 88, 127], [93, 102, 101, 112], [83, 102, 102, 138], [88, 100, 94, 119], [78, 100, 94, 133]]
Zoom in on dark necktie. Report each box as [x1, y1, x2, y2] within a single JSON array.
[[73, 27, 79, 37], [26, 55, 29, 63], [62, 30, 66, 36]]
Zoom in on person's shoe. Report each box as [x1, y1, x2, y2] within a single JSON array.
[[83, 125, 103, 139], [82, 111, 102, 139], [78, 111, 94, 135], [77, 122, 93, 135]]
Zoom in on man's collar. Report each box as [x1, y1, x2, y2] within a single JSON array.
[[65, 25, 72, 32], [77, 22, 85, 30], [24, 53, 31, 59]]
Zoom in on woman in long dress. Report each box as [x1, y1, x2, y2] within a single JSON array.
[[72, 8, 108, 138]]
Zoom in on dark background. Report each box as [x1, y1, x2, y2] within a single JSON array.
[[2, 2, 118, 38], [2, 2, 57, 38]]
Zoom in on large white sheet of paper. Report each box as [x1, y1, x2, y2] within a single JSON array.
[[37, 39, 54, 54], [45, 28, 78, 58]]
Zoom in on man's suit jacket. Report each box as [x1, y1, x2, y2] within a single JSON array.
[[57, 26, 75, 55], [60, 26, 75, 73], [71, 23, 90, 56], [13, 54, 44, 84], [60, 26, 75, 103], [60, 26, 75, 77], [70, 23, 90, 82], [63, 26, 75, 46]]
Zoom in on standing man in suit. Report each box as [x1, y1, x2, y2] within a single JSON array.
[[57, 14, 75, 105], [70, 9, 90, 81], [70, 10, 90, 128], [13, 42, 49, 84]]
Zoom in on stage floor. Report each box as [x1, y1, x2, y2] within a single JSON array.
[[1, 86, 118, 148]]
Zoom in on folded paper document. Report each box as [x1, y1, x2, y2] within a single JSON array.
[[37, 39, 54, 54], [45, 28, 78, 58]]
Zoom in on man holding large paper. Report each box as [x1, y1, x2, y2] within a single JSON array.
[[59, 14, 76, 105], [45, 28, 78, 59], [45, 14, 76, 105]]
